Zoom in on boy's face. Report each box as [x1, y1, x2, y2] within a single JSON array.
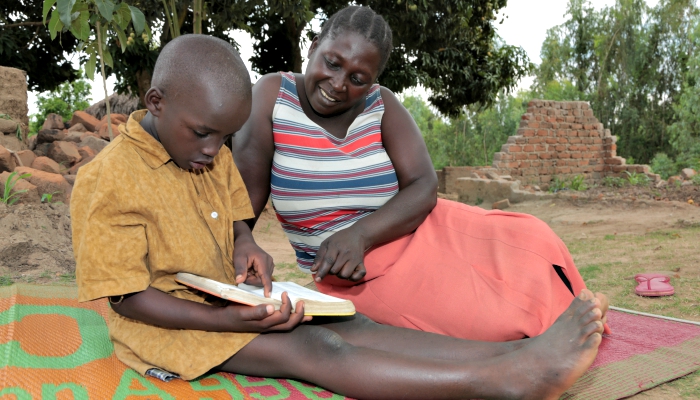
[[146, 83, 251, 170]]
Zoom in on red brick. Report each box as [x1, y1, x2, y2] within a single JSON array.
[[539, 153, 552, 159], [570, 138, 582, 144], [571, 152, 582, 159], [536, 129, 548, 137], [15, 150, 36, 167], [545, 138, 558, 144], [47, 141, 81, 167], [593, 165, 604, 172], [31, 156, 61, 174], [514, 153, 528, 160], [535, 145, 546, 152], [42, 113, 64, 130], [70, 111, 100, 132], [523, 145, 535, 152], [13, 166, 72, 203], [528, 137, 543, 144], [556, 167, 572, 174], [593, 138, 603, 144], [559, 152, 571, 159], [528, 122, 540, 129], [508, 145, 522, 152], [528, 154, 538, 160]]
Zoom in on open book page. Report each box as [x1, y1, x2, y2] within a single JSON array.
[[175, 273, 355, 316], [237, 282, 347, 305]]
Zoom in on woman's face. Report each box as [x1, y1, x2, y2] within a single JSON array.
[[304, 32, 382, 116]]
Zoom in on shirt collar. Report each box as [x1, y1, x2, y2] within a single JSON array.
[[121, 110, 173, 169]]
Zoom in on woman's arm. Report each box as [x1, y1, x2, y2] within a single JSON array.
[[231, 73, 281, 229], [312, 87, 438, 281]]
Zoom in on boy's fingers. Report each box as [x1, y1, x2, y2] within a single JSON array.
[[240, 304, 274, 321], [233, 256, 249, 284]]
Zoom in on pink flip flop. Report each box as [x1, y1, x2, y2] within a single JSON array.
[[634, 273, 675, 297]]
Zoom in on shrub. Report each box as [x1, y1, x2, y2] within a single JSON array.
[[650, 153, 678, 179], [30, 76, 91, 135], [625, 171, 650, 186]]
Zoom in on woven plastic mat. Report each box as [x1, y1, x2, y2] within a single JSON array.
[[562, 309, 700, 399], [1, 284, 698, 399], [0, 284, 347, 399]]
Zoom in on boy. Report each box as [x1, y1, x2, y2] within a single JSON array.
[[73, 34, 605, 399]]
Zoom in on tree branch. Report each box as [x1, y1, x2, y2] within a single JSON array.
[[1, 21, 44, 29]]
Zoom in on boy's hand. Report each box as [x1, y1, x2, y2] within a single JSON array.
[[311, 229, 367, 282], [233, 236, 274, 296], [233, 221, 274, 296], [225, 292, 312, 332]]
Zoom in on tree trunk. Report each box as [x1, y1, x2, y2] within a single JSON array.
[[283, 16, 307, 73], [135, 69, 152, 108]]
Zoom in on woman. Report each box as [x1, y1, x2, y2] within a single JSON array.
[[234, 5, 607, 341]]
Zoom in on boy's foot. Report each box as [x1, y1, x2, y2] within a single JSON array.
[[500, 289, 603, 400]]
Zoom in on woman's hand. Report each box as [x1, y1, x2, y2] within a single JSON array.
[[224, 292, 312, 332], [311, 228, 367, 282]]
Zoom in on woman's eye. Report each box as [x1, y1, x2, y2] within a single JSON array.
[[325, 58, 338, 69]]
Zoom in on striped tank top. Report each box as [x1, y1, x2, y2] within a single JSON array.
[[271, 72, 400, 271]]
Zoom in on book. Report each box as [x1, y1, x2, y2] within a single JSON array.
[[175, 272, 356, 316]]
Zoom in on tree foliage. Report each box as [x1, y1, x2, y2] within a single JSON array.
[[534, 0, 699, 165], [2, 0, 532, 116], [403, 93, 525, 169], [1, 0, 79, 92]]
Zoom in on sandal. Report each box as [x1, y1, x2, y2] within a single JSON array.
[[634, 273, 675, 297]]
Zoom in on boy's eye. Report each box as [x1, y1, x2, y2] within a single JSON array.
[[194, 130, 208, 138], [351, 76, 364, 85]]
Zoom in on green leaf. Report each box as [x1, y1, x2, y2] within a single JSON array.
[[42, 0, 57, 23], [56, 0, 77, 28], [128, 5, 146, 34], [48, 10, 64, 40], [115, 2, 131, 30], [114, 23, 127, 52], [102, 50, 113, 69], [69, 11, 90, 42], [86, 52, 96, 80], [94, 0, 115, 22]]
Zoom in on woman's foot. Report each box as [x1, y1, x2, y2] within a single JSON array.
[[498, 289, 603, 400]]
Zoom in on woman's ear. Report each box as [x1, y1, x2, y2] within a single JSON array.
[[307, 36, 320, 57], [144, 87, 164, 116]]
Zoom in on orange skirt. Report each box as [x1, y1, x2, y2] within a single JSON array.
[[315, 199, 586, 342]]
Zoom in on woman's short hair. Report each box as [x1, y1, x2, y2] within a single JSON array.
[[318, 6, 393, 76]]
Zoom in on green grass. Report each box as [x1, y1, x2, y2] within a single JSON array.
[[604, 234, 616, 240], [58, 273, 76, 283], [0, 275, 13, 286]]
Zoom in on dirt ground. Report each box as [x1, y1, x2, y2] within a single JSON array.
[[1, 195, 699, 397]]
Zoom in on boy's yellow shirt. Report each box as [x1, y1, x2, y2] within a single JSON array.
[[71, 110, 257, 380]]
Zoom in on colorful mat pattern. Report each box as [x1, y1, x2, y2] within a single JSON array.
[[0, 284, 346, 399], [1, 284, 699, 399]]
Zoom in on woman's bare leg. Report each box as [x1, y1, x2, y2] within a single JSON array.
[[218, 290, 603, 400]]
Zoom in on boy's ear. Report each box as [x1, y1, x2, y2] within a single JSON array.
[[144, 87, 165, 117], [307, 36, 320, 57]]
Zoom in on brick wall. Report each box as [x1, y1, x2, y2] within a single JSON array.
[[490, 100, 652, 188]]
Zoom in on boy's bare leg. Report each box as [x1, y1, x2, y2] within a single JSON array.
[[218, 290, 603, 400], [310, 313, 528, 360], [308, 291, 608, 361]]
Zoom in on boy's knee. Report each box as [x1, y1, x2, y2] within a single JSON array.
[[298, 325, 349, 357]]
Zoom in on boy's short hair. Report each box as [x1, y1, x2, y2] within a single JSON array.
[[151, 34, 251, 101]]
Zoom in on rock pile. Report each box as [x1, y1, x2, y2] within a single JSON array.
[[0, 112, 127, 205]]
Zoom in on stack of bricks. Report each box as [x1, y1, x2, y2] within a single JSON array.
[[491, 100, 651, 188]]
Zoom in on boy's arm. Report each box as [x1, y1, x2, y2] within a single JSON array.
[[111, 286, 310, 332]]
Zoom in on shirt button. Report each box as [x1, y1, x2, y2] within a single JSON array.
[[211, 212, 218, 219]]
